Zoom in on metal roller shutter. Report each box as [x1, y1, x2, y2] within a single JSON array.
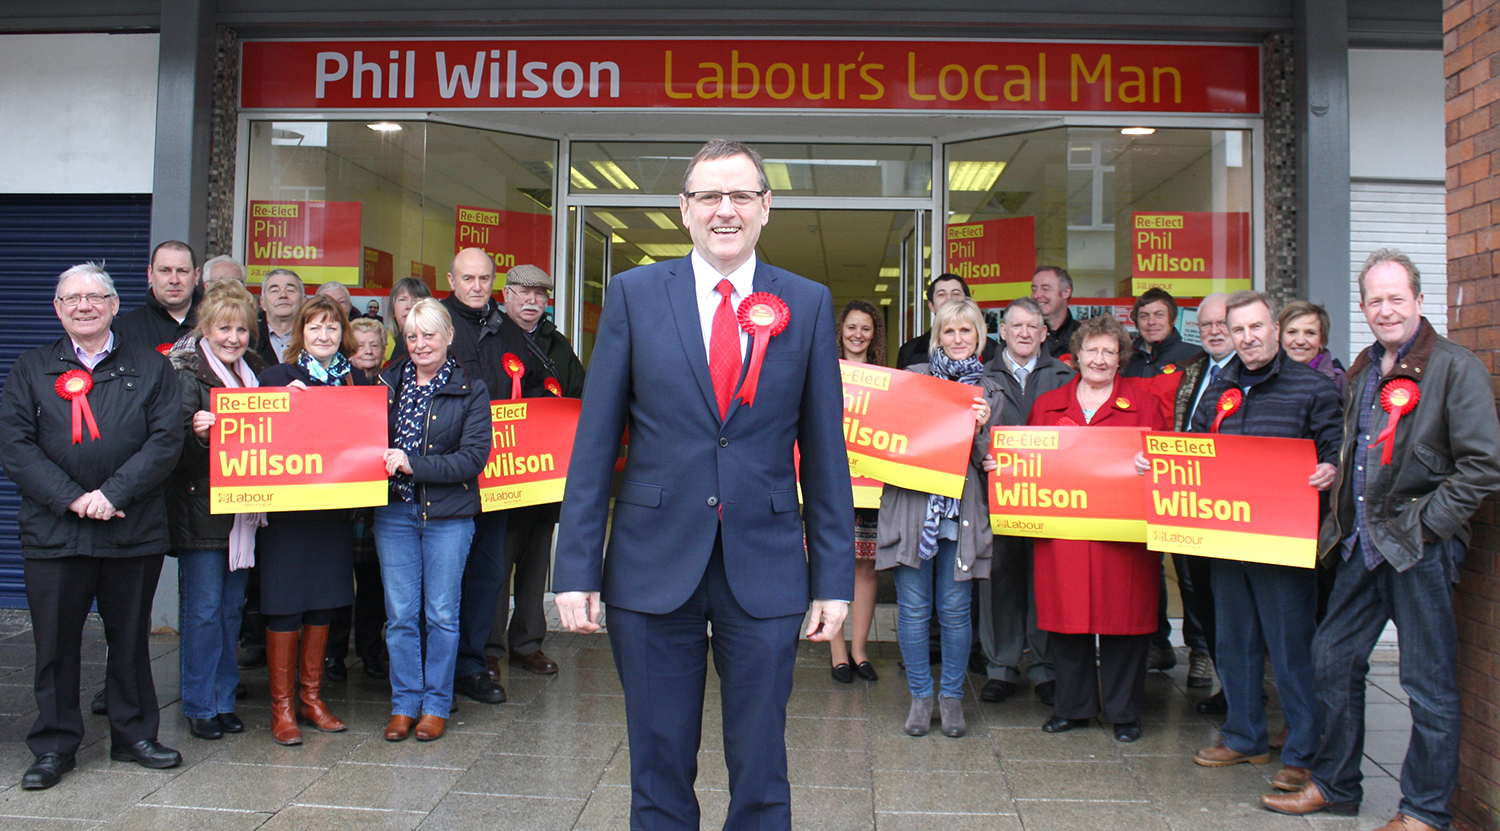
[[0, 194, 152, 607], [1347, 181, 1447, 362]]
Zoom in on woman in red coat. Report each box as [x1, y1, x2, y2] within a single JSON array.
[[1027, 313, 1165, 743]]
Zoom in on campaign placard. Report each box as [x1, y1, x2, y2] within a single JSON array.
[[946, 217, 1037, 304], [453, 205, 554, 282], [478, 398, 581, 511], [363, 246, 394, 289], [988, 426, 1148, 542], [210, 386, 388, 513], [246, 200, 363, 285], [840, 361, 979, 499], [1130, 211, 1251, 296], [1141, 432, 1318, 568]]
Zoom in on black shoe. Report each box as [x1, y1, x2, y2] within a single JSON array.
[[454, 672, 506, 704], [1041, 716, 1091, 733], [323, 656, 347, 683], [854, 661, 879, 682], [1113, 722, 1142, 743], [217, 712, 244, 733], [238, 645, 266, 669], [980, 679, 1017, 703], [110, 739, 182, 769], [1196, 691, 1228, 715], [967, 652, 989, 676], [831, 663, 853, 683], [187, 717, 224, 740], [89, 688, 107, 716], [1034, 680, 1056, 706], [234, 682, 247, 700], [1147, 644, 1177, 671], [22, 753, 74, 790], [363, 653, 388, 680]]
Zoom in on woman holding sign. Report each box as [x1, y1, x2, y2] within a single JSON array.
[[375, 299, 491, 743], [876, 298, 1001, 738], [255, 295, 362, 745], [1028, 314, 1165, 743], [829, 299, 884, 684], [167, 280, 269, 741]]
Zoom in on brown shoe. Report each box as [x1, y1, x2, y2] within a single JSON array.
[[1272, 765, 1311, 791], [414, 714, 446, 742], [1373, 814, 1440, 831], [266, 629, 302, 746], [1262, 781, 1360, 816], [486, 655, 503, 681], [1194, 743, 1271, 767], [295, 625, 347, 733], [384, 715, 414, 742], [1269, 724, 1289, 750], [510, 650, 559, 676]]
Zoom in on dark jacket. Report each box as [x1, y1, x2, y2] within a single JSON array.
[[166, 343, 271, 551], [441, 295, 513, 405], [113, 285, 202, 355], [1123, 327, 1202, 378], [253, 310, 292, 367], [377, 358, 492, 520], [1190, 350, 1343, 465], [897, 330, 998, 370], [1042, 311, 1082, 360], [982, 349, 1076, 427], [1319, 319, 1500, 571], [495, 313, 587, 399], [0, 336, 183, 558], [1171, 352, 1213, 431]]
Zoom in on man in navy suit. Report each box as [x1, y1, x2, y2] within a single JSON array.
[[554, 139, 855, 831]]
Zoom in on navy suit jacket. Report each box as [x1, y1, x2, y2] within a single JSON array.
[[553, 257, 855, 619]]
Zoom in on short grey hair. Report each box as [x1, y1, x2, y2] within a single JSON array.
[[203, 255, 246, 282], [56, 262, 116, 297], [928, 297, 987, 360], [262, 268, 304, 292], [1004, 296, 1044, 323], [403, 297, 454, 339], [1357, 248, 1422, 301], [315, 280, 351, 300]]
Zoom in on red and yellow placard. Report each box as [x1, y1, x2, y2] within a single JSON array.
[[210, 387, 388, 513], [363, 246, 394, 289], [946, 217, 1037, 304], [1141, 432, 1317, 567], [840, 361, 978, 499], [246, 200, 363, 285], [1130, 211, 1252, 296], [478, 398, 581, 511], [988, 426, 1147, 542], [453, 205, 554, 283]]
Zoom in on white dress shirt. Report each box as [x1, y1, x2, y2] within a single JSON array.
[[689, 249, 753, 363], [71, 332, 115, 371], [1189, 353, 1236, 425]]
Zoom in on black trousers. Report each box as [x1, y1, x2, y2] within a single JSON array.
[[328, 561, 387, 663], [1049, 631, 1151, 724], [486, 514, 553, 659], [25, 553, 164, 757]]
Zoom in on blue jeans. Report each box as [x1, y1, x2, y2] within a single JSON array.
[[177, 549, 248, 719], [456, 511, 509, 679], [1211, 559, 1321, 766], [894, 538, 971, 699], [374, 502, 475, 719], [1311, 540, 1463, 830]]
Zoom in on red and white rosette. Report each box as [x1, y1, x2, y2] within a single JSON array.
[[155, 343, 172, 356], [1370, 378, 1420, 465], [1210, 388, 1242, 434], [735, 292, 790, 409], [55, 370, 101, 444], [502, 352, 525, 399], [543, 377, 562, 397]]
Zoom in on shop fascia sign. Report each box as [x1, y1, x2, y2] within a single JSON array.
[[241, 39, 1259, 114]]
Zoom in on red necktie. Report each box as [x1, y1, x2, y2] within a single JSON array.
[[709, 279, 742, 419]]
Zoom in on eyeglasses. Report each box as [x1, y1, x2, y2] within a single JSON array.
[[56, 293, 114, 307], [1198, 320, 1229, 332], [683, 190, 767, 208], [1080, 347, 1119, 359]]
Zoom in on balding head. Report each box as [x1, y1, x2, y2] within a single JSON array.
[[448, 248, 497, 310]]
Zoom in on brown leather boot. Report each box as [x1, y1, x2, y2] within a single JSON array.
[[296, 625, 347, 733], [266, 629, 302, 746]]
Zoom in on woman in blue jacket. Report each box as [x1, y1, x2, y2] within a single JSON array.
[[375, 298, 492, 743]]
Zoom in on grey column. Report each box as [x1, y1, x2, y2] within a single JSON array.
[[150, 0, 216, 251], [1294, 0, 1352, 362]]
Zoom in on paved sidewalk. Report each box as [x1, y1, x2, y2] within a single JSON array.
[[0, 609, 1412, 830]]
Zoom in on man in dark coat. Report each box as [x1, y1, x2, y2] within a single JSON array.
[[484, 264, 584, 678], [113, 240, 202, 354], [895, 273, 998, 368], [1123, 287, 1202, 379], [1031, 265, 1081, 361], [0, 263, 184, 790]]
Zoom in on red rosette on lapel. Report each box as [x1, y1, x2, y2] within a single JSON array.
[[55, 370, 101, 444], [544, 377, 561, 397], [734, 292, 789, 409], [155, 343, 172, 356], [502, 352, 525, 399], [1370, 378, 1420, 465], [1210, 388, 1242, 434]]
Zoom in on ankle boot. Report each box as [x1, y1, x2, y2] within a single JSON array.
[[905, 695, 935, 736], [266, 629, 302, 746], [296, 625, 346, 732]]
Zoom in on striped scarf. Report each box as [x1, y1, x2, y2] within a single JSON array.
[[918, 349, 985, 560]]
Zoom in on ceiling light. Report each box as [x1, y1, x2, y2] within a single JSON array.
[[569, 167, 597, 190], [637, 243, 695, 258], [765, 162, 792, 191], [879, 298, 893, 306], [947, 161, 1006, 192], [879, 267, 899, 278], [645, 211, 678, 230], [1121, 127, 1156, 135], [593, 211, 628, 230], [947, 213, 971, 224], [589, 161, 640, 190], [611, 233, 626, 244], [873, 283, 889, 292], [636, 255, 657, 265], [367, 122, 402, 132]]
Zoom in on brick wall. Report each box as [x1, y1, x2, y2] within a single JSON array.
[[1445, 2, 1500, 829]]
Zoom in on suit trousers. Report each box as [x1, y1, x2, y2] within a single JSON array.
[[977, 536, 1052, 684], [25, 553, 164, 757], [485, 511, 553, 659], [607, 538, 804, 831], [1049, 631, 1150, 724]]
